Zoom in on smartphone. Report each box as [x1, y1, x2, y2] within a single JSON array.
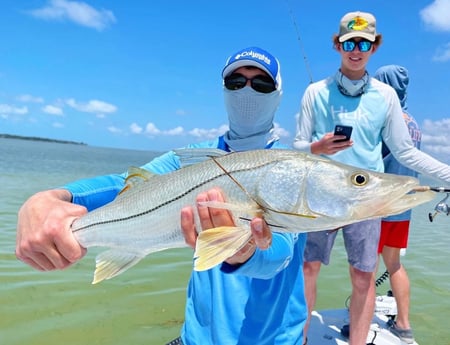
[[334, 125, 353, 142]]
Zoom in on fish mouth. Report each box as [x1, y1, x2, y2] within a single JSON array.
[[353, 185, 436, 219]]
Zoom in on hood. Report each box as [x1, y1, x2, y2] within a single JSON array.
[[374, 65, 409, 111]]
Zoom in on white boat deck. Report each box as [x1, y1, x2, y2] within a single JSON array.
[[308, 309, 419, 345]]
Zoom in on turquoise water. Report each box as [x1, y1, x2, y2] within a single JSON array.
[[1, 138, 449, 344]]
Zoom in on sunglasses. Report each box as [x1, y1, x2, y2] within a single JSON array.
[[224, 73, 276, 94], [341, 40, 373, 53]]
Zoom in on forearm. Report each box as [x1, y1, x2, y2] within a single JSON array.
[[394, 147, 450, 184]]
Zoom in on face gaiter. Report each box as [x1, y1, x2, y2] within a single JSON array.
[[223, 86, 282, 151]]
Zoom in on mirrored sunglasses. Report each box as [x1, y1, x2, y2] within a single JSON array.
[[342, 40, 373, 53], [224, 73, 276, 94]]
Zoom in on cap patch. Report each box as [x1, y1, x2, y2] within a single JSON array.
[[348, 16, 369, 31]]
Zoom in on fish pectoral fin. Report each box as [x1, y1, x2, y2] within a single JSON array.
[[92, 250, 144, 284], [194, 226, 252, 271]]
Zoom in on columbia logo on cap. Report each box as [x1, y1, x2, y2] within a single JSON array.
[[234, 50, 272, 66], [221, 46, 280, 87]]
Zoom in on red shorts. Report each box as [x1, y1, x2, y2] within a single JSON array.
[[377, 220, 410, 254]]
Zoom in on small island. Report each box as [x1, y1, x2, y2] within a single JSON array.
[[0, 133, 87, 146]]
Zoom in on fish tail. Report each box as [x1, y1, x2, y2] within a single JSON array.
[[193, 226, 252, 271], [92, 250, 145, 284]]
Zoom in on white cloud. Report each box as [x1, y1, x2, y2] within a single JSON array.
[[131, 121, 288, 144], [107, 126, 122, 134], [66, 98, 117, 116], [42, 104, 64, 115], [0, 104, 28, 115], [165, 126, 184, 136], [420, 0, 450, 31], [189, 124, 228, 139], [16, 94, 44, 103], [29, 0, 116, 31], [432, 42, 450, 62], [421, 118, 450, 163], [145, 122, 161, 135], [273, 122, 290, 138], [144, 122, 186, 136], [52, 122, 65, 128], [130, 122, 143, 134], [422, 118, 450, 132]]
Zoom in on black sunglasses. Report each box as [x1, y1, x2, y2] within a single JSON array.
[[342, 39, 373, 52], [224, 73, 276, 94]]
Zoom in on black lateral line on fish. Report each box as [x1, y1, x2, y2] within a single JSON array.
[[72, 159, 280, 232], [238, 217, 285, 229], [72, 156, 319, 233]]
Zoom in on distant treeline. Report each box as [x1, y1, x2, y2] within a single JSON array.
[[0, 134, 87, 146]]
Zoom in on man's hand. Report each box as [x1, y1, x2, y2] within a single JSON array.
[[311, 132, 353, 155], [16, 189, 87, 271], [180, 187, 272, 266]]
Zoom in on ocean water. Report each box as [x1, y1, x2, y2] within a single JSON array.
[[1, 138, 449, 344]]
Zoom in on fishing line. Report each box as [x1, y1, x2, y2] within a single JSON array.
[[283, 0, 314, 84]]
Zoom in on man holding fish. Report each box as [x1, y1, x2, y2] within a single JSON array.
[[16, 47, 309, 344]]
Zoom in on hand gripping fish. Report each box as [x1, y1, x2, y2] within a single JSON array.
[[71, 148, 435, 284]]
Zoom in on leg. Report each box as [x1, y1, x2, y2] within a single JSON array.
[[343, 219, 381, 345], [348, 266, 376, 345], [379, 220, 412, 332], [302, 260, 322, 342], [381, 245, 411, 330], [302, 230, 337, 343]]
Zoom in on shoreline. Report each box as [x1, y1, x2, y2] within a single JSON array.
[[0, 133, 87, 146]]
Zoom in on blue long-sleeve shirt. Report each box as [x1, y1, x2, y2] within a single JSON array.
[[64, 136, 307, 345]]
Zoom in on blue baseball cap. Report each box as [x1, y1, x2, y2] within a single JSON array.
[[222, 47, 281, 87]]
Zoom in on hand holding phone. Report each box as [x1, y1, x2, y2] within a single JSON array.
[[334, 125, 353, 142]]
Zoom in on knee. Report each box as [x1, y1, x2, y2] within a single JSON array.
[[387, 262, 402, 275], [350, 269, 374, 291], [382, 256, 402, 274], [303, 261, 321, 278]]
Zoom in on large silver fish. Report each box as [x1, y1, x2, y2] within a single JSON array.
[[71, 148, 435, 283]]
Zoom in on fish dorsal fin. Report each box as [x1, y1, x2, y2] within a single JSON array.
[[119, 166, 154, 195], [174, 148, 228, 168]]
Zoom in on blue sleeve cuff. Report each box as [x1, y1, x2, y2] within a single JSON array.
[[64, 174, 126, 211], [220, 233, 297, 279]]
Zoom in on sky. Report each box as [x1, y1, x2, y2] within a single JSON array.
[[1, 0, 450, 163]]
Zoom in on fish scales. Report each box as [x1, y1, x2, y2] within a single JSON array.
[[72, 149, 287, 246]]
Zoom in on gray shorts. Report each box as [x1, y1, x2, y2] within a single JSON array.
[[304, 219, 381, 272]]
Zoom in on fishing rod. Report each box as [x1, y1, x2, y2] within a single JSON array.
[[284, 0, 314, 84]]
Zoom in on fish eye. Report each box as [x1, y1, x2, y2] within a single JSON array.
[[351, 172, 369, 186]]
